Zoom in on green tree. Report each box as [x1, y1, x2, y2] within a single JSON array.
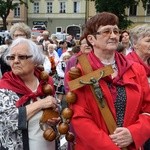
[[94, 0, 148, 29], [0, 0, 33, 30]]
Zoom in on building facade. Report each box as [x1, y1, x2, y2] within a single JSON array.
[[1, 1, 150, 34], [27, 0, 90, 38], [126, 1, 150, 28]]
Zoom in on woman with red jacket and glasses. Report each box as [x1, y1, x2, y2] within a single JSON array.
[[65, 12, 150, 150]]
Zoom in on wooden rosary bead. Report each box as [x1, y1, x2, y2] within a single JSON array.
[[43, 128, 57, 141], [69, 67, 81, 80], [42, 84, 53, 95], [40, 71, 49, 81], [66, 91, 77, 104], [58, 122, 69, 134], [65, 132, 75, 142], [61, 108, 73, 119]]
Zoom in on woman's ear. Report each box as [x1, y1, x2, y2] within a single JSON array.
[[87, 35, 95, 46], [133, 42, 138, 50]]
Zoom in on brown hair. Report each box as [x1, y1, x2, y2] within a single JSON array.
[[119, 30, 130, 42], [72, 45, 80, 54], [83, 12, 119, 47], [84, 12, 119, 36], [79, 34, 86, 45]]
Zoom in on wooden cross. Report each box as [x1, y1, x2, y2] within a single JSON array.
[[67, 63, 118, 133], [68, 65, 113, 108], [68, 65, 114, 91]]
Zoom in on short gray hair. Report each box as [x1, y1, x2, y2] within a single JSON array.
[[130, 24, 150, 45], [5, 38, 45, 65], [10, 22, 32, 39]]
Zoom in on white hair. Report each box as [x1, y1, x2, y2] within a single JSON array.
[[130, 24, 150, 45], [5, 37, 45, 65]]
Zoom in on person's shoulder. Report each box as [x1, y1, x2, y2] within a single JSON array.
[[126, 54, 136, 64], [66, 55, 77, 67], [54, 50, 59, 56], [57, 47, 62, 51], [131, 61, 144, 68], [0, 87, 18, 96], [130, 61, 147, 75], [57, 48, 62, 54], [69, 55, 77, 62]]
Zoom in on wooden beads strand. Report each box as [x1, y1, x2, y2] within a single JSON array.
[[58, 66, 81, 143], [60, 66, 82, 147], [39, 68, 80, 144], [39, 70, 59, 141]]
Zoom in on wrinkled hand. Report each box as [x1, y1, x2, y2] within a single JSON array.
[[47, 117, 61, 126], [109, 127, 133, 148], [38, 95, 57, 110]]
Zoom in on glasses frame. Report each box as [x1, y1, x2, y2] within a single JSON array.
[[6, 55, 33, 61], [95, 28, 120, 37], [13, 34, 26, 38]]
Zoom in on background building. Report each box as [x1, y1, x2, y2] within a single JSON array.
[[1, 0, 150, 35], [126, 1, 150, 28], [27, 0, 89, 39]]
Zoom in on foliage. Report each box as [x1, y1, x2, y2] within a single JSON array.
[[94, 0, 148, 29], [0, 0, 18, 18], [0, 0, 33, 30]]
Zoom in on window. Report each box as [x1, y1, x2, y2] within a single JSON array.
[[60, 2, 66, 13], [147, 3, 150, 15], [47, 2, 53, 13], [129, 4, 137, 16], [56, 27, 62, 33], [73, 1, 80, 13], [34, 2, 39, 13], [14, 6, 20, 17]]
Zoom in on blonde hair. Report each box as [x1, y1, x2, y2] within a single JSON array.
[[10, 22, 31, 39], [48, 43, 56, 49], [42, 30, 50, 36], [60, 52, 71, 61]]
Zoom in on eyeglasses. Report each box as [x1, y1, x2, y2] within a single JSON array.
[[13, 34, 26, 38], [6, 55, 33, 61], [96, 28, 120, 37], [81, 42, 88, 45]]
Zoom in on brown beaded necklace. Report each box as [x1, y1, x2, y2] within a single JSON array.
[[39, 69, 75, 145]]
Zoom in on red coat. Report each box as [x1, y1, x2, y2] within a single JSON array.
[[67, 53, 150, 150]]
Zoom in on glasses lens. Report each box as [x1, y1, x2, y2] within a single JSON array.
[[18, 55, 28, 60], [6, 55, 33, 61], [97, 28, 119, 36], [13, 34, 26, 37], [6, 56, 15, 60]]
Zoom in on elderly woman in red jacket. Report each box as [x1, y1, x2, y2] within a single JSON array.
[[127, 24, 150, 81], [65, 12, 150, 150], [127, 24, 150, 150]]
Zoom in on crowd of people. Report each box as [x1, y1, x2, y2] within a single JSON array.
[[0, 11, 150, 150]]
